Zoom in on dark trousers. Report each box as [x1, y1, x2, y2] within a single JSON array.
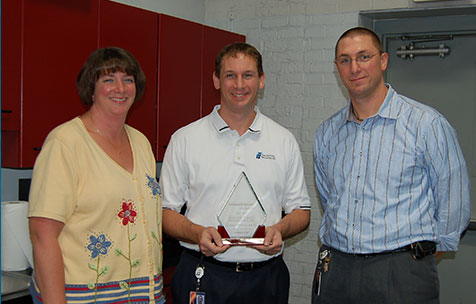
[[171, 249, 290, 304], [312, 246, 439, 304]]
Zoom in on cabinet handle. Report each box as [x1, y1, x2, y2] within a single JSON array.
[[1, 110, 13, 113], [33, 147, 42, 151]]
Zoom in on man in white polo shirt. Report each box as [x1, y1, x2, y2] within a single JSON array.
[[159, 42, 311, 304]]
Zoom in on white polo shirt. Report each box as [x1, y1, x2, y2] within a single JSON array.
[[160, 105, 311, 262]]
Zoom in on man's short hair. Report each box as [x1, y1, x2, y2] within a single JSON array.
[[335, 27, 383, 58], [215, 42, 264, 77]]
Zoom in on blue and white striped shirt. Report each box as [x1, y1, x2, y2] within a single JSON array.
[[314, 85, 470, 253]]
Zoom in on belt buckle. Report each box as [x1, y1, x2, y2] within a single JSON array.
[[236, 262, 253, 272]]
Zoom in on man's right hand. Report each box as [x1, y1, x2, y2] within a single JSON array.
[[198, 226, 231, 256]]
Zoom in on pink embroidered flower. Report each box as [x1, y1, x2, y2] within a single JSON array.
[[118, 200, 137, 226]]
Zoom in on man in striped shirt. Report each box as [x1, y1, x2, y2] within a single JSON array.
[[313, 27, 470, 304]]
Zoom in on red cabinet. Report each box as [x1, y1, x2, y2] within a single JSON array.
[[1, 0, 22, 165], [156, 14, 203, 160], [1, 0, 21, 132], [2, 0, 97, 168], [201, 26, 246, 116], [98, 0, 158, 156]]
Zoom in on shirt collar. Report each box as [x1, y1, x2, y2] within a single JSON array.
[[210, 104, 263, 134], [341, 83, 398, 126], [376, 84, 398, 120]]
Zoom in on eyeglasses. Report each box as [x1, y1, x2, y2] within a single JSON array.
[[335, 53, 380, 66]]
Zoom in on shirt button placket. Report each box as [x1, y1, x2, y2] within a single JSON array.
[[235, 137, 243, 164]]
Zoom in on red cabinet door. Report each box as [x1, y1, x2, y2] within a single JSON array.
[[1, 0, 22, 131], [3, 0, 98, 168], [99, 0, 158, 156], [201, 26, 245, 117], [1, 0, 23, 166], [157, 14, 202, 160]]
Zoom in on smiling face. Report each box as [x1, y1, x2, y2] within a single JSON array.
[[335, 34, 388, 101], [92, 71, 136, 117], [213, 53, 265, 115]]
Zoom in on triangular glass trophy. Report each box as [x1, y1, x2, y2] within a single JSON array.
[[217, 172, 267, 245]]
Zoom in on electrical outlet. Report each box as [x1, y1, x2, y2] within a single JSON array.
[[228, 11, 235, 20]]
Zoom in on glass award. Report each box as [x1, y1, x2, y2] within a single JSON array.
[[217, 172, 267, 245]]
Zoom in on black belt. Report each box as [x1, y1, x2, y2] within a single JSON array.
[[350, 245, 412, 258], [184, 248, 281, 272], [335, 241, 436, 259]]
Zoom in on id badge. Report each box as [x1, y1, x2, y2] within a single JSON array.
[[189, 291, 206, 304]]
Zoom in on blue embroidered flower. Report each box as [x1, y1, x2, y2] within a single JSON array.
[[146, 174, 161, 196], [87, 234, 112, 258]]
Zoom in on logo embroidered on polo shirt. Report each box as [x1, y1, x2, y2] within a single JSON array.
[[256, 152, 276, 160]]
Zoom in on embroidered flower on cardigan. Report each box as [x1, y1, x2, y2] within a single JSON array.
[[146, 174, 162, 274], [118, 199, 137, 226], [87, 234, 112, 258], [86, 233, 112, 302], [146, 174, 161, 197], [115, 199, 141, 301]]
